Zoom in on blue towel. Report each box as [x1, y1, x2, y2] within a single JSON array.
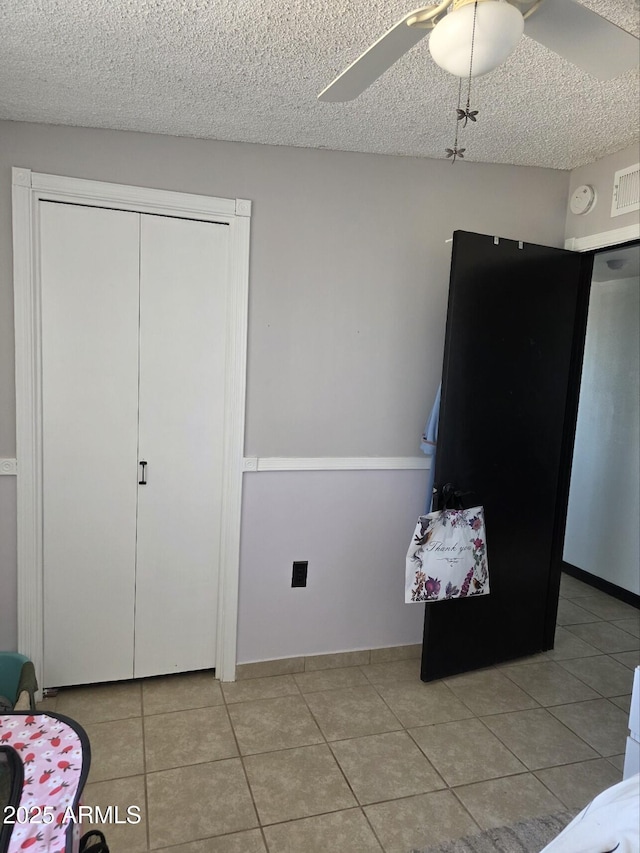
[[420, 383, 441, 513]]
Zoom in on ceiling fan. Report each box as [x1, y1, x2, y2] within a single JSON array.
[[318, 0, 640, 102]]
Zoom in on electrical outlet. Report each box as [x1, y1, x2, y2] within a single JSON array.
[[292, 561, 308, 587]]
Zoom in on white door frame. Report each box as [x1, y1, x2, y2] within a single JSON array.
[[12, 167, 251, 686], [564, 223, 640, 251]]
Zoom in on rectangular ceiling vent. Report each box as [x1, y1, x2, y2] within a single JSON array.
[[611, 163, 640, 217]]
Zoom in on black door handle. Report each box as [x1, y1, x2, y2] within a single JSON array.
[[436, 483, 473, 510], [139, 461, 147, 485]]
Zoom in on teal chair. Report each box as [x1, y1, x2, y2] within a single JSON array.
[[0, 652, 38, 711]]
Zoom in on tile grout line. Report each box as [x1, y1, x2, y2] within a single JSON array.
[[530, 758, 615, 813], [547, 695, 632, 753], [394, 693, 574, 820], [233, 678, 393, 850], [498, 657, 605, 703], [304, 644, 613, 826], [446, 785, 488, 836], [568, 594, 640, 618], [296, 677, 388, 852], [56, 581, 635, 851], [139, 681, 151, 853], [221, 676, 273, 852], [138, 675, 255, 850], [474, 696, 608, 766], [390, 646, 625, 804], [561, 617, 640, 653], [303, 667, 537, 848], [397, 672, 580, 825], [555, 653, 636, 699], [473, 712, 599, 774], [553, 612, 634, 756], [317, 673, 486, 849], [430, 713, 528, 781], [440, 673, 543, 719]]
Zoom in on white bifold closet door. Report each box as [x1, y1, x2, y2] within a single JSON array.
[[41, 201, 229, 688], [134, 214, 228, 679], [42, 203, 140, 686]]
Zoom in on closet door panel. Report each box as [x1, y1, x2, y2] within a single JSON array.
[[41, 202, 140, 687], [134, 215, 229, 678]]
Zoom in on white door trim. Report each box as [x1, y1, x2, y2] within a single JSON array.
[[12, 167, 251, 685], [564, 223, 640, 252]]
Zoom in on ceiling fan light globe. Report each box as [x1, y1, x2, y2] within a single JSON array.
[[429, 0, 524, 78]]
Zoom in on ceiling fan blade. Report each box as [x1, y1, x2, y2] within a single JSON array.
[[318, 9, 431, 102], [524, 0, 639, 80]]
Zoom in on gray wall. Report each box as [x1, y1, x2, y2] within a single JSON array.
[[565, 143, 640, 241], [238, 470, 430, 661], [563, 273, 640, 594], [0, 120, 570, 661]]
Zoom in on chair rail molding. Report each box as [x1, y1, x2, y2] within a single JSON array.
[[12, 167, 251, 687], [242, 457, 431, 472]]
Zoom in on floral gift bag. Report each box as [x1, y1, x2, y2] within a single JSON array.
[[405, 506, 489, 603]]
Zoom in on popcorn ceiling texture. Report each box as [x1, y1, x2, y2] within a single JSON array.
[[0, 0, 638, 169]]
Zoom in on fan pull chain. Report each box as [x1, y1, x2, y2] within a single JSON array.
[[446, 0, 479, 163], [465, 0, 478, 118], [446, 78, 465, 162]]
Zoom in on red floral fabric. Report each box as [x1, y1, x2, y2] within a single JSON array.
[[1, 713, 86, 853]]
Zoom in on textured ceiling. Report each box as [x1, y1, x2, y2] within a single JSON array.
[[1, 0, 638, 169]]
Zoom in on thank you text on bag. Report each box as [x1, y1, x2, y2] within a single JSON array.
[[405, 507, 490, 603]]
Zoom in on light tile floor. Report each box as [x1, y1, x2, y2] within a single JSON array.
[[37, 574, 639, 853]]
